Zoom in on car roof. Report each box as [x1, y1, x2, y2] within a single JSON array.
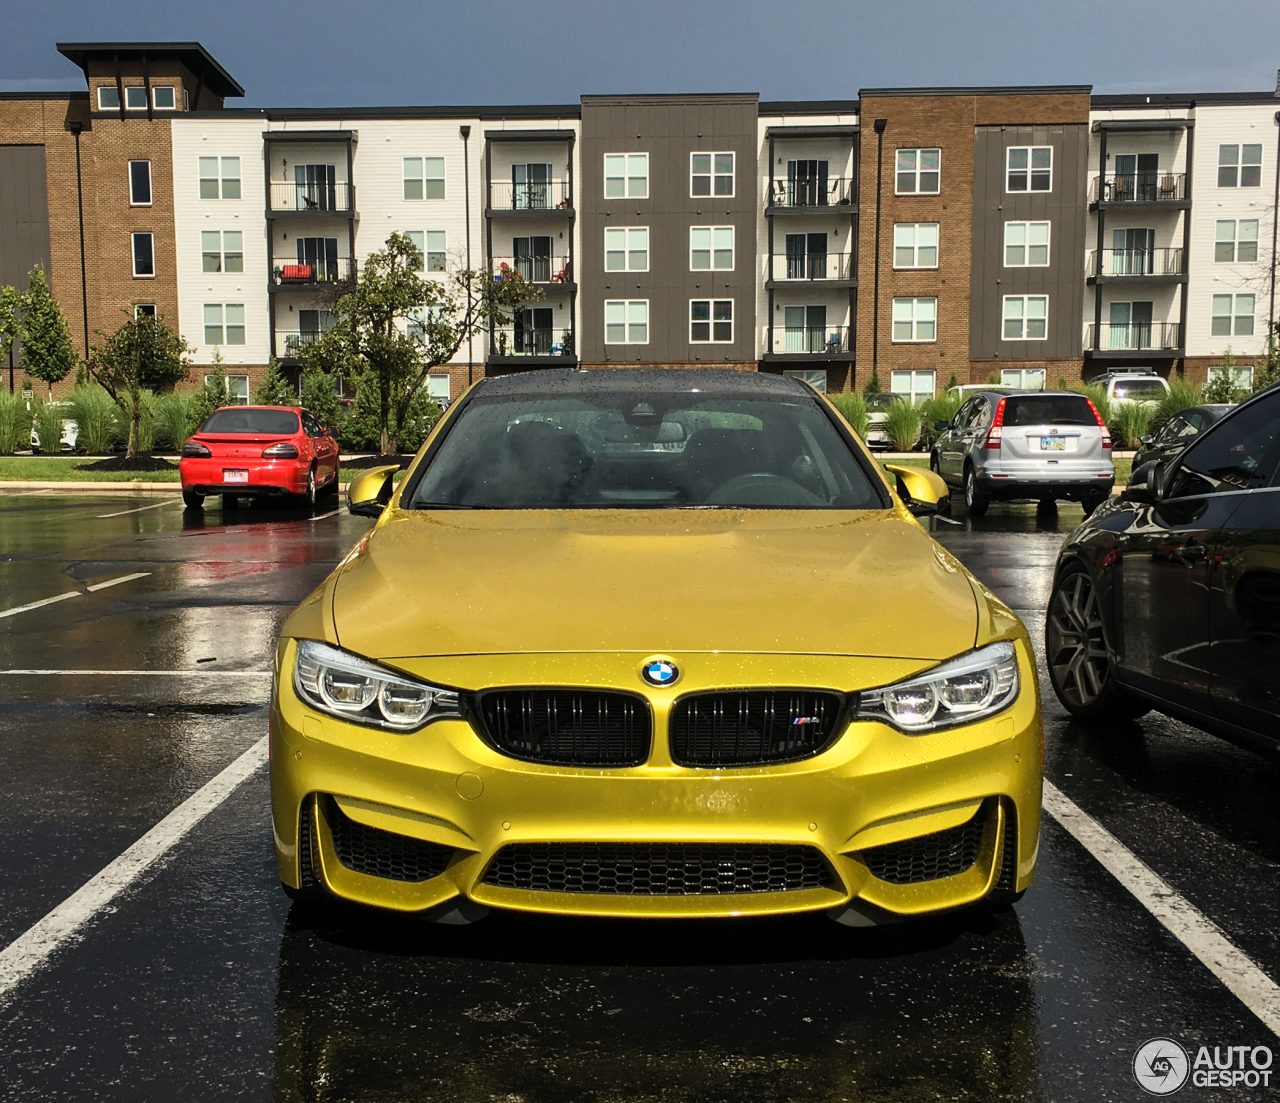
[[967, 389, 1092, 400], [474, 368, 812, 398]]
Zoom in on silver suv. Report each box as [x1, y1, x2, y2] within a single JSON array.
[[929, 390, 1114, 515]]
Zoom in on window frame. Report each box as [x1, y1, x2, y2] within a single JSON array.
[[605, 226, 650, 272], [199, 157, 241, 200], [689, 225, 734, 271], [783, 368, 828, 393], [895, 148, 941, 195], [1005, 145, 1053, 193], [1211, 293, 1255, 338], [1218, 144, 1264, 188], [890, 296, 937, 343], [152, 86, 176, 110], [1207, 363, 1254, 389], [689, 299, 734, 344], [124, 86, 148, 111], [999, 367, 1047, 390], [201, 230, 244, 274], [690, 151, 735, 198], [603, 153, 649, 200], [604, 299, 650, 345], [96, 86, 120, 110], [892, 222, 939, 269], [133, 304, 156, 318], [890, 369, 937, 404], [1214, 219, 1260, 263], [1003, 221, 1051, 267], [1001, 294, 1049, 341], [223, 375, 250, 405], [129, 160, 152, 206], [131, 232, 155, 278]]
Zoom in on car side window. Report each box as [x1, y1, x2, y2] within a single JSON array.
[[1178, 415, 1202, 438], [967, 398, 990, 429], [952, 399, 975, 428], [302, 413, 321, 437], [1156, 415, 1186, 443], [1167, 393, 1280, 497]]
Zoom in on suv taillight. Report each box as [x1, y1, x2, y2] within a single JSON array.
[[1087, 398, 1112, 449], [182, 440, 211, 457], [983, 397, 1007, 449]]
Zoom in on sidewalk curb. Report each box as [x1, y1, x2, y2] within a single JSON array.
[[0, 481, 184, 493]]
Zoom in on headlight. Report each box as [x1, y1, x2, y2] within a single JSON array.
[[292, 640, 461, 732], [855, 641, 1019, 733]]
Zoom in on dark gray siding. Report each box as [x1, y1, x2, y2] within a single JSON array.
[[580, 95, 758, 364], [969, 124, 1088, 360], [0, 145, 52, 293]]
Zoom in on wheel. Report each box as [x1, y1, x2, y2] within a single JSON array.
[[1080, 491, 1108, 517], [182, 488, 205, 509], [304, 466, 317, 508], [221, 494, 239, 511], [1046, 563, 1150, 721], [963, 466, 990, 517]]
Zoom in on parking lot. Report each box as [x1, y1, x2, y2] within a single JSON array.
[[0, 491, 1277, 1102]]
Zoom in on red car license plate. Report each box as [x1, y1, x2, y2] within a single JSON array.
[[223, 469, 249, 483]]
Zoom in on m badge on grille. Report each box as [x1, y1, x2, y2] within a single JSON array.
[[641, 658, 679, 687]]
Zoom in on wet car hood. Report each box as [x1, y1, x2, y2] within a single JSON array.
[[325, 509, 978, 662]]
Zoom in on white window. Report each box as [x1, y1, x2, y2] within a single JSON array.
[[1006, 146, 1052, 192], [201, 231, 243, 273], [691, 152, 734, 197], [1004, 221, 1050, 266], [132, 233, 154, 278], [199, 157, 240, 199], [896, 148, 940, 194], [1215, 219, 1259, 263], [604, 154, 648, 199], [405, 231, 445, 272], [1002, 295, 1048, 340], [690, 299, 733, 343], [604, 300, 649, 344], [403, 158, 423, 200], [129, 160, 151, 206], [893, 223, 938, 268], [427, 374, 451, 401], [134, 304, 156, 318], [890, 369, 936, 403], [891, 297, 936, 342], [783, 369, 827, 393], [405, 230, 425, 270], [152, 86, 176, 110], [403, 157, 445, 200], [1212, 293, 1255, 337], [96, 86, 119, 110], [1218, 144, 1262, 188], [124, 86, 148, 110], [1000, 367, 1046, 390], [689, 226, 733, 270], [225, 375, 249, 404], [605, 227, 649, 271], [203, 304, 245, 346], [1208, 363, 1254, 389]]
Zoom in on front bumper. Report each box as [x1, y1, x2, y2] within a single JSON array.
[[270, 642, 1043, 920], [181, 457, 308, 496]]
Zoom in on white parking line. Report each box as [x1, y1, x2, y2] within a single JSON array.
[[308, 509, 341, 522], [85, 572, 151, 592], [0, 669, 271, 676], [1043, 780, 1280, 1038], [0, 573, 151, 619], [0, 737, 268, 1006], [98, 501, 179, 518]]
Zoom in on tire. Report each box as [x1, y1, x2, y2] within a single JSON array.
[[1045, 562, 1150, 721], [221, 494, 239, 511], [304, 466, 317, 508], [929, 451, 941, 476], [1080, 491, 1108, 517], [963, 466, 990, 517], [182, 488, 205, 510]]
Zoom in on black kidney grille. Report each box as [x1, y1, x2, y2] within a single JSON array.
[[669, 690, 846, 766], [475, 690, 651, 766], [861, 808, 987, 885], [482, 842, 832, 895], [325, 798, 455, 883]]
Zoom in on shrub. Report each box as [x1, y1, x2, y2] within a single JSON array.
[[32, 398, 65, 453], [884, 398, 922, 451], [1150, 377, 1198, 434], [396, 389, 443, 452], [862, 366, 882, 395], [919, 391, 963, 448], [0, 390, 32, 454], [1076, 382, 1111, 428], [153, 392, 201, 451], [300, 368, 349, 442], [67, 384, 121, 453], [827, 391, 869, 440], [253, 358, 297, 406], [1111, 401, 1153, 450]]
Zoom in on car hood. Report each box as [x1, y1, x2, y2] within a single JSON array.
[[325, 509, 979, 662]]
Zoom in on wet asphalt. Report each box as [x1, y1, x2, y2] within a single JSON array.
[[0, 492, 1277, 1102]]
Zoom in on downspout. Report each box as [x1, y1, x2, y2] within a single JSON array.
[[461, 125, 473, 387], [871, 119, 887, 386], [70, 121, 90, 358], [1270, 109, 1280, 338], [767, 132, 775, 361], [1093, 128, 1107, 363]]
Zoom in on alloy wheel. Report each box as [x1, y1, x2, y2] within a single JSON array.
[[306, 468, 317, 507], [1047, 568, 1110, 708]]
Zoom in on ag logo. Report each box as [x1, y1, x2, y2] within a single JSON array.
[[641, 658, 679, 687], [1133, 1038, 1190, 1095]]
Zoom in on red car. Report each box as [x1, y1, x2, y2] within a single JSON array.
[[180, 405, 340, 510]]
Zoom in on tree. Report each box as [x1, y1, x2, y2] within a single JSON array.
[[299, 365, 348, 439], [253, 357, 297, 406], [0, 285, 20, 369], [89, 311, 190, 458], [303, 232, 537, 453], [1253, 323, 1280, 393], [863, 365, 882, 395], [20, 267, 77, 394], [188, 352, 233, 430], [1202, 347, 1251, 405]]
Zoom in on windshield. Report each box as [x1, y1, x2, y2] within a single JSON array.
[[200, 409, 299, 435], [1112, 379, 1167, 400], [410, 391, 882, 510], [1004, 395, 1096, 427]]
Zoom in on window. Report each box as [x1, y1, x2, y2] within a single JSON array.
[[1006, 146, 1052, 192], [1167, 392, 1280, 497], [152, 86, 176, 110], [1219, 144, 1263, 188], [199, 157, 240, 199], [224, 375, 250, 405], [201, 231, 243, 273], [124, 86, 148, 110], [783, 369, 827, 393], [891, 297, 936, 342], [403, 157, 445, 200], [403, 158, 423, 200], [691, 152, 734, 197], [1004, 221, 1050, 266], [134, 304, 156, 318], [1000, 367, 1046, 390], [132, 233, 154, 277], [203, 303, 245, 345], [690, 300, 733, 343], [689, 226, 733, 270], [1215, 219, 1259, 263], [604, 227, 649, 271], [1212, 293, 1255, 337], [604, 154, 648, 199], [406, 230, 446, 272], [96, 86, 119, 110], [1208, 363, 1254, 389], [513, 236, 552, 280], [1002, 295, 1048, 340], [405, 231, 425, 270], [890, 369, 936, 403], [427, 374, 451, 401], [129, 160, 151, 206], [604, 300, 649, 344], [895, 148, 940, 194], [893, 223, 938, 268]]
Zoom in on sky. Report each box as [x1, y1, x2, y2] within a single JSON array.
[[2, 0, 1279, 107]]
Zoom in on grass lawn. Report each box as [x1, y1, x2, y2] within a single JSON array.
[[0, 456, 373, 484]]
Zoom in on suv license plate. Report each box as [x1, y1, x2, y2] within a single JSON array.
[[223, 469, 249, 483], [1040, 437, 1066, 451]]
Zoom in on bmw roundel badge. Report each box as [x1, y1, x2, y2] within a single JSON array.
[[641, 659, 679, 687]]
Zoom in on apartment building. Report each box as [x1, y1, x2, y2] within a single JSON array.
[[3, 40, 1279, 405]]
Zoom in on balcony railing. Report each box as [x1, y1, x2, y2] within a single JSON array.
[[271, 257, 356, 286], [768, 177, 855, 208], [1091, 172, 1186, 204], [491, 327, 575, 357], [275, 330, 331, 358], [268, 181, 353, 213], [488, 180, 572, 211], [1085, 322, 1182, 351], [1088, 247, 1184, 278], [766, 326, 852, 355], [770, 252, 853, 281], [491, 255, 572, 283]]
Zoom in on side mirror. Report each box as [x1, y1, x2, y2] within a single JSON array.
[[321, 427, 330, 437], [1122, 460, 1163, 505], [934, 420, 949, 432], [347, 465, 399, 518], [1138, 434, 1152, 445], [885, 463, 950, 518]]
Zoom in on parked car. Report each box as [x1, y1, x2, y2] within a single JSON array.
[[29, 404, 79, 453], [1098, 368, 1170, 406], [272, 370, 1041, 926], [863, 392, 895, 450], [1131, 404, 1232, 471], [1045, 384, 1280, 756], [929, 390, 1114, 516], [179, 405, 340, 510], [944, 384, 1019, 403]]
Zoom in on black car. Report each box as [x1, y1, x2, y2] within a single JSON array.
[[1045, 386, 1280, 755], [1131, 404, 1232, 471]]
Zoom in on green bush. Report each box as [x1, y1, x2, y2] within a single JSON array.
[[884, 398, 922, 451], [67, 385, 121, 453], [32, 398, 64, 453], [1150, 377, 1198, 434], [919, 391, 963, 448], [300, 369, 349, 442], [1110, 401, 1153, 450], [116, 391, 156, 452], [826, 391, 869, 440], [253, 358, 297, 406], [0, 391, 32, 454], [153, 392, 201, 451], [1076, 383, 1111, 428], [1201, 370, 1250, 405]]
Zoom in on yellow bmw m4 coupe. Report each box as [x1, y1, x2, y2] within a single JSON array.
[[270, 370, 1041, 926]]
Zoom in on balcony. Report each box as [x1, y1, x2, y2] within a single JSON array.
[[1087, 248, 1184, 284], [762, 326, 852, 361], [268, 181, 353, 214], [767, 177, 856, 212], [270, 257, 356, 289], [1090, 172, 1187, 206], [487, 180, 572, 215], [489, 326, 576, 365], [274, 330, 328, 360], [768, 252, 854, 285], [491, 255, 573, 286], [1085, 322, 1182, 355]]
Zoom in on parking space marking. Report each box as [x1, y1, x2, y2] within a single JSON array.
[[0, 669, 271, 676], [1043, 780, 1280, 1037], [0, 736, 268, 1006], [85, 572, 152, 592], [97, 501, 180, 518], [309, 509, 341, 522], [0, 573, 152, 619]]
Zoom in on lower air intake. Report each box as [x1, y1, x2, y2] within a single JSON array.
[[482, 842, 832, 895], [861, 808, 987, 884], [326, 798, 454, 883]]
